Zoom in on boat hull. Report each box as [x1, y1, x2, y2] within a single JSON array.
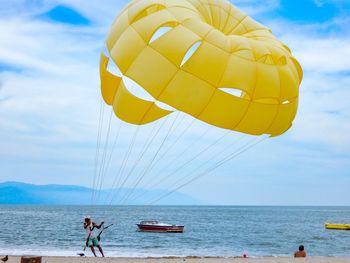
[[325, 223, 350, 230], [137, 224, 184, 233]]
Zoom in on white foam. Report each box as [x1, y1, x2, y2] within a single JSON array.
[[0, 248, 189, 258]]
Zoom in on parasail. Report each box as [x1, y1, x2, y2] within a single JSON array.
[[93, 0, 303, 205]]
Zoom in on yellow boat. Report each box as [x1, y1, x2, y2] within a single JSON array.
[[325, 223, 350, 230]]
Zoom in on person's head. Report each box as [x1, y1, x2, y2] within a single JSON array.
[[84, 216, 91, 224], [299, 245, 304, 252]]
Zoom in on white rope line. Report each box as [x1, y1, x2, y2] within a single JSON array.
[[146, 136, 267, 205], [91, 100, 104, 204]]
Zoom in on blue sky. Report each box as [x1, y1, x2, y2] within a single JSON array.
[[0, 0, 349, 205]]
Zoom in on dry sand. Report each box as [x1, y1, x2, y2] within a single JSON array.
[[4, 256, 350, 263]]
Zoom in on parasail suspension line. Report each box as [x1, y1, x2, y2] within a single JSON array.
[[95, 108, 114, 204], [146, 136, 267, 205], [114, 115, 170, 204], [91, 99, 105, 205], [119, 111, 182, 204], [107, 124, 141, 205]]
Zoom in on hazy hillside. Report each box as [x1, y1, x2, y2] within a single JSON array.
[[0, 181, 201, 205]]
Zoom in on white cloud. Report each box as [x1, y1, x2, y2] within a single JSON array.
[[313, 0, 325, 7], [260, 19, 350, 152], [279, 30, 350, 74], [0, 10, 105, 178], [0, 18, 104, 72], [295, 39, 350, 73], [291, 73, 350, 152], [0, 0, 51, 17]]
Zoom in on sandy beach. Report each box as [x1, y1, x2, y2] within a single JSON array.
[[3, 257, 350, 263]]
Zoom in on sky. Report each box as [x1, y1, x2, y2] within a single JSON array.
[[0, 0, 349, 206]]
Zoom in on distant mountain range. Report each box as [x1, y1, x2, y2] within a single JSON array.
[[0, 181, 202, 205]]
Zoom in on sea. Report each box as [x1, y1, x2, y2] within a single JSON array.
[[0, 206, 349, 258]]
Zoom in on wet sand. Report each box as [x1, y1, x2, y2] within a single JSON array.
[[4, 256, 350, 263]]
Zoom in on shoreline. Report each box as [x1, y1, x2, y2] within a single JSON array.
[[3, 256, 350, 262]]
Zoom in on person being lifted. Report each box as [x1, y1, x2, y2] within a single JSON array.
[[84, 216, 105, 257]]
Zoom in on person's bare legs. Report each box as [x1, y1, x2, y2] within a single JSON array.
[[90, 246, 97, 257], [97, 245, 105, 257]]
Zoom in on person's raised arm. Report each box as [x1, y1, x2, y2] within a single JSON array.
[[93, 221, 104, 229]]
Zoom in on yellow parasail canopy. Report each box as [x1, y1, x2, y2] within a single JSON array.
[[100, 0, 303, 136]]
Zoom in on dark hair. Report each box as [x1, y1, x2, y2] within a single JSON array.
[[299, 245, 304, 251]]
